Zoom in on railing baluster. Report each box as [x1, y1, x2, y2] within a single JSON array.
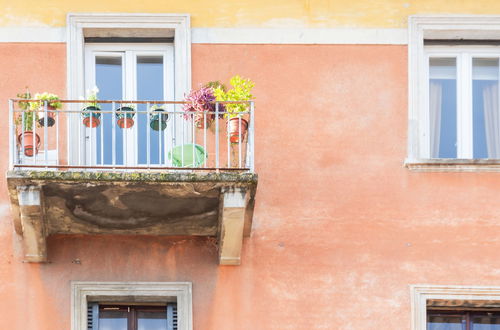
[[56, 103, 59, 166], [146, 102, 150, 167], [250, 101, 255, 172], [44, 101, 48, 168], [203, 111, 207, 168], [100, 103, 104, 166], [238, 114, 242, 169], [215, 102, 219, 169], [112, 101, 116, 168], [227, 114, 230, 168], [21, 111, 25, 165], [192, 111, 195, 168], [33, 103, 37, 166]]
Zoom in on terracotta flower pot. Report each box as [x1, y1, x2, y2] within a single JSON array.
[[116, 107, 135, 129], [38, 105, 56, 127], [228, 118, 248, 144], [82, 106, 101, 128], [193, 112, 213, 129], [17, 131, 41, 157]]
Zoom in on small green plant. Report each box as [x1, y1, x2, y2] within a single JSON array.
[[31, 92, 62, 109], [15, 87, 38, 132], [213, 75, 254, 118], [85, 86, 100, 108]]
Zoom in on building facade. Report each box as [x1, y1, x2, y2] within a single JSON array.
[[2, 1, 500, 329]]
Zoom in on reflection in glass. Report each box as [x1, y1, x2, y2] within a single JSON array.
[[95, 56, 124, 165], [136, 56, 165, 165], [472, 314, 500, 329], [427, 314, 465, 330], [99, 310, 128, 330], [473, 58, 500, 158], [429, 58, 457, 158], [137, 311, 168, 330]]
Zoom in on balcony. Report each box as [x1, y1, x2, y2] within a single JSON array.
[[6, 99, 257, 265]]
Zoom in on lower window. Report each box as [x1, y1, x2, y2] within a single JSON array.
[[88, 303, 177, 330], [428, 310, 500, 329]]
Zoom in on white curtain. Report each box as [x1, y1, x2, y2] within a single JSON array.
[[429, 81, 443, 158], [483, 83, 500, 158]]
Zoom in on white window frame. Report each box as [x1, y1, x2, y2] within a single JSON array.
[[71, 281, 192, 330], [411, 284, 500, 330], [407, 15, 500, 171], [84, 43, 176, 166], [67, 13, 190, 165]]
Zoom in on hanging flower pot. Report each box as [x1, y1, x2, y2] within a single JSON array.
[[193, 112, 214, 129], [116, 106, 135, 129], [82, 106, 101, 128], [149, 108, 169, 131], [17, 131, 41, 157], [37, 105, 56, 127], [228, 117, 248, 144]]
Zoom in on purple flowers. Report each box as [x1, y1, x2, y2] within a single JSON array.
[[182, 86, 216, 120]]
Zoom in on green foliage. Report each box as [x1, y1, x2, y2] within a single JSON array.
[[213, 75, 254, 118], [85, 87, 100, 108], [15, 87, 38, 132], [31, 92, 62, 109], [204, 80, 226, 92]]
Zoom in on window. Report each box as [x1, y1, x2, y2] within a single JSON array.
[[88, 303, 177, 330], [72, 282, 192, 330], [428, 310, 500, 329], [411, 285, 500, 330], [407, 16, 500, 170]]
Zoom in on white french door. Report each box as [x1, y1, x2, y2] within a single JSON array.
[[84, 43, 184, 167]]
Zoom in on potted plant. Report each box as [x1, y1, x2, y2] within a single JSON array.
[[149, 105, 169, 131], [182, 86, 217, 129], [16, 88, 40, 157], [116, 103, 136, 128], [82, 87, 101, 128], [214, 75, 255, 143], [32, 92, 62, 127]]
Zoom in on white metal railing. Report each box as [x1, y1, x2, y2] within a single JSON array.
[[9, 99, 254, 172]]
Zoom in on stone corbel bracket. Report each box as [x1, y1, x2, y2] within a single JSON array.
[[15, 185, 47, 262], [218, 187, 253, 265]]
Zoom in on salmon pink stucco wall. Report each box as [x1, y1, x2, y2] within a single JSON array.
[[2, 43, 500, 329]]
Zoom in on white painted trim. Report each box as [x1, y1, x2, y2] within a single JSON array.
[[408, 15, 500, 161], [0, 27, 65, 42], [191, 27, 407, 44], [0, 26, 407, 44], [71, 281, 192, 330], [411, 284, 500, 330]]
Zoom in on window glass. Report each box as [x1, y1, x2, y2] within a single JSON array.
[[137, 310, 168, 330], [427, 314, 465, 330], [95, 55, 124, 165], [472, 58, 500, 158], [99, 309, 128, 330], [429, 58, 457, 158], [136, 55, 165, 165], [471, 314, 500, 329]]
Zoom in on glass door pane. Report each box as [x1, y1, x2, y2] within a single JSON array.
[[94, 55, 124, 165], [429, 58, 458, 158], [136, 55, 166, 165], [472, 58, 500, 159]]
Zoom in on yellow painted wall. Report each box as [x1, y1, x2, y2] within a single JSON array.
[[2, 0, 500, 28]]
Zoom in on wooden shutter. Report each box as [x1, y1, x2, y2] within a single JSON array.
[[167, 303, 178, 330], [87, 303, 99, 330]]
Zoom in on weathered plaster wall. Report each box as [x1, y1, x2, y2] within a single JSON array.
[[2, 42, 500, 329], [2, 0, 500, 28]]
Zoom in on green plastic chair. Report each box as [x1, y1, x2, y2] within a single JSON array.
[[168, 144, 207, 168]]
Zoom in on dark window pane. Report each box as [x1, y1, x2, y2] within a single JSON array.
[[472, 314, 500, 329], [98, 310, 128, 330], [427, 314, 465, 330], [137, 310, 168, 330]]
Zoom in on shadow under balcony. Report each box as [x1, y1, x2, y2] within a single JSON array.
[[6, 99, 257, 265]]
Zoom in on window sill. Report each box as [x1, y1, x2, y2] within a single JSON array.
[[404, 159, 500, 172]]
